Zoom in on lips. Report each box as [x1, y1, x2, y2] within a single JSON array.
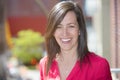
[[61, 38, 71, 44]]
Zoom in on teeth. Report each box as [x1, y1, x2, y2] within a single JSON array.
[[61, 39, 71, 42]]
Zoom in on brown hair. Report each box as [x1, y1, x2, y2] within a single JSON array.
[[45, 1, 89, 75]]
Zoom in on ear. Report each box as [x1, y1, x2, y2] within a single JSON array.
[[79, 30, 80, 35]]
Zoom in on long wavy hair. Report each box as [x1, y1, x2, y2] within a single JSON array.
[[45, 1, 89, 75]]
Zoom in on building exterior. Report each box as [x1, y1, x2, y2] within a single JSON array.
[[111, 0, 120, 68], [110, 0, 120, 78]]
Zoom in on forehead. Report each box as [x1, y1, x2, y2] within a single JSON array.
[[60, 11, 77, 25]]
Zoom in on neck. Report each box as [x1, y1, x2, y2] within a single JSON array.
[[58, 50, 78, 62], [56, 50, 78, 80]]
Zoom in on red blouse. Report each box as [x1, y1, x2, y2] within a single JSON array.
[[39, 53, 112, 80]]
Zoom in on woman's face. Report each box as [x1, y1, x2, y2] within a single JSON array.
[[54, 11, 80, 51]]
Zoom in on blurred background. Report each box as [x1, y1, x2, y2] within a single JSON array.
[[0, 0, 120, 80]]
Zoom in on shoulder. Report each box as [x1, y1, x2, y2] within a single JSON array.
[[39, 56, 48, 66], [87, 52, 109, 64], [87, 52, 112, 79], [39, 56, 48, 79], [86, 52, 111, 73], [39, 56, 48, 72]]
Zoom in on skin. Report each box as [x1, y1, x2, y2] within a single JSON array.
[[54, 11, 80, 79], [54, 11, 80, 55]]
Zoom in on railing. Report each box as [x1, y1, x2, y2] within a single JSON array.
[[111, 68, 120, 73], [111, 68, 120, 80]]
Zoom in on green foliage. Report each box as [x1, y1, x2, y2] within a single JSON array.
[[12, 30, 44, 66]]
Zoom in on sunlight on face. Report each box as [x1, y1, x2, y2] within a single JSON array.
[[54, 11, 80, 51]]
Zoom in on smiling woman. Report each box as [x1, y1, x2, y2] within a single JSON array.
[[54, 11, 79, 52], [39, 1, 112, 80]]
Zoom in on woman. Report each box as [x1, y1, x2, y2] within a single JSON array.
[[39, 1, 112, 80]]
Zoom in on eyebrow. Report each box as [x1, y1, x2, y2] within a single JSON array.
[[59, 23, 77, 26]]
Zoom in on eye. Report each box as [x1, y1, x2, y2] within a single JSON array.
[[68, 23, 77, 28], [69, 25, 75, 28]]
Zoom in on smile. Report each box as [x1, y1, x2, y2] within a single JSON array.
[[61, 38, 71, 43]]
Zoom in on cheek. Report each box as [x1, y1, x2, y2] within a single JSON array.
[[54, 30, 61, 37], [53, 31, 59, 41], [53, 32, 57, 38], [72, 29, 79, 36]]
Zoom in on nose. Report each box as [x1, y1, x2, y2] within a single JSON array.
[[62, 27, 68, 36]]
